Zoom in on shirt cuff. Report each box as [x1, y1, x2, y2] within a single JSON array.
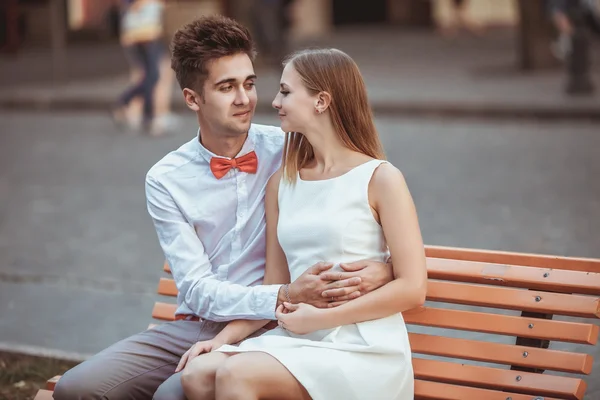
[[252, 284, 282, 320]]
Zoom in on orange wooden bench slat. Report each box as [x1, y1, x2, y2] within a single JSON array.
[[39, 370, 569, 399], [427, 280, 600, 318], [46, 375, 61, 391], [158, 278, 177, 297], [149, 306, 592, 374], [165, 259, 600, 294], [152, 302, 177, 320], [41, 352, 585, 400], [159, 277, 600, 318], [414, 358, 587, 400], [153, 300, 599, 345], [34, 389, 54, 400], [408, 333, 593, 374], [40, 367, 579, 399], [404, 306, 599, 345], [166, 244, 600, 274], [425, 245, 600, 273], [165, 256, 600, 295], [427, 258, 600, 295], [414, 379, 561, 400], [148, 306, 592, 374]]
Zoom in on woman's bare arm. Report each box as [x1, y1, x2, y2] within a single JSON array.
[[209, 169, 290, 345]]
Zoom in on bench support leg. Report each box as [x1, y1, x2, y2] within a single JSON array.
[[511, 311, 553, 374]]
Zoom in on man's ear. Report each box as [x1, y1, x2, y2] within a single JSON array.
[[183, 88, 202, 111]]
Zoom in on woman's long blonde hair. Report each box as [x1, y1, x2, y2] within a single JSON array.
[[281, 48, 385, 182]]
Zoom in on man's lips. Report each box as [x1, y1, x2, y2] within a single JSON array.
[[234, 110, 251, 116]]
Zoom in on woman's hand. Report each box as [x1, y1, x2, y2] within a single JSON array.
[[175, 339, 225, 372], [276, 302, 329, 335]]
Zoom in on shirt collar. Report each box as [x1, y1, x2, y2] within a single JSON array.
[[195, 125, 256, 163]]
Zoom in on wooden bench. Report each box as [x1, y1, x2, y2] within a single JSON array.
[[35, 245, 600, 400]]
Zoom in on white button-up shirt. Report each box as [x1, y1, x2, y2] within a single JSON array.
[[145, 124, 285, 321]]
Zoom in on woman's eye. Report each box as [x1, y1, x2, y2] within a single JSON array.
[[279, 91, 289, 96]]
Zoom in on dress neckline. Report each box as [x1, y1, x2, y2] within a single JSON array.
[[297, 159, 380, 183]]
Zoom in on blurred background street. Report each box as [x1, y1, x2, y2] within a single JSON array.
[[1, 0, 600, 398], [2, 28, 600, 117]]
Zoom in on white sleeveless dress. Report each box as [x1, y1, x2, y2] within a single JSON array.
[[216, 160, 414, 400]]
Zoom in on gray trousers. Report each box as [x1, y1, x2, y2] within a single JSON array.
[[53, 320, 227, 400]]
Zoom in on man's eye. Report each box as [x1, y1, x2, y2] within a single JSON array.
[[245, 83, 256, 90], [220, 86, 233, 92]]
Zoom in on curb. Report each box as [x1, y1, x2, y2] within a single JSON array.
[[2, 97, 600, 121], [0, 341, 92, 363]]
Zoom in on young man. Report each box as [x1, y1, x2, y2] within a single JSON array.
[[53, 15, 392, 400]]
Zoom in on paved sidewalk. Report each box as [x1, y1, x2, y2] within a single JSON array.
[[1, 28, 599, 118]]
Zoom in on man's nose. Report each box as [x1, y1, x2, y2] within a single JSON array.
[[235, 88, 250, 105]]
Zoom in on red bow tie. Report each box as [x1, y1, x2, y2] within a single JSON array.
[[210, 151, 258, 179]]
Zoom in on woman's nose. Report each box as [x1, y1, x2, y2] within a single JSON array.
[[272, 93, 281, 110]]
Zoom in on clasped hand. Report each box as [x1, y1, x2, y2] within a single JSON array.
[[275, 302, 328, 335], [289, 259, 393, 308]]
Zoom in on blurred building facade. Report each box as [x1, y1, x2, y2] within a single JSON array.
[[3, 0, 518, 50]]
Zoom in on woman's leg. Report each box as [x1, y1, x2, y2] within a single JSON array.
[[215, 352, 311, 400], [118, 44, 146, 107], [181, 351, 231, 400], [139, 40, 162, 129], [112, 44, 145, 127]]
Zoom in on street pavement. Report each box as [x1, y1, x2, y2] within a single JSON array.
[[0, 111, 599, 396], [1, 28, 600, 118]]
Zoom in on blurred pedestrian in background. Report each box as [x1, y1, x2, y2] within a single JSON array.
[[251, 0, 294, 68], [436, 0, 483, 37], [112, 0, 166, 136], [547, 0, 573, 60], [547, 0, 600, 61]]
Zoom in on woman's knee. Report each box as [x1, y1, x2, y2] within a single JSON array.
[[181, 354, 224, 399], [215, 356, 252, 392]]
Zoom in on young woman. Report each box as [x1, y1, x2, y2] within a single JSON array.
[[179, 48, 427, 400]]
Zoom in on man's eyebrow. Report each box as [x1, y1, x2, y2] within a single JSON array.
[[214, 75, 257, 86]]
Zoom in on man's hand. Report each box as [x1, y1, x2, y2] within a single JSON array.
[[279, 262, 362, 309], [175, 339, 224, 373], [319, 260, 394, 307]]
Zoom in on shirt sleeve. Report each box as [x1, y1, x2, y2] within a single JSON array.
[[145, 174, 280, 321]]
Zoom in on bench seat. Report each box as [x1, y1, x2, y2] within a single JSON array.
[[39, 245, 600, 399]]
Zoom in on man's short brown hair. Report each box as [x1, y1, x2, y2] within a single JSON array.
[[170, 15, 256, 92]]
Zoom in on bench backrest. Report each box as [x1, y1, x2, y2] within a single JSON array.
[[152, 245, 600, 400]]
